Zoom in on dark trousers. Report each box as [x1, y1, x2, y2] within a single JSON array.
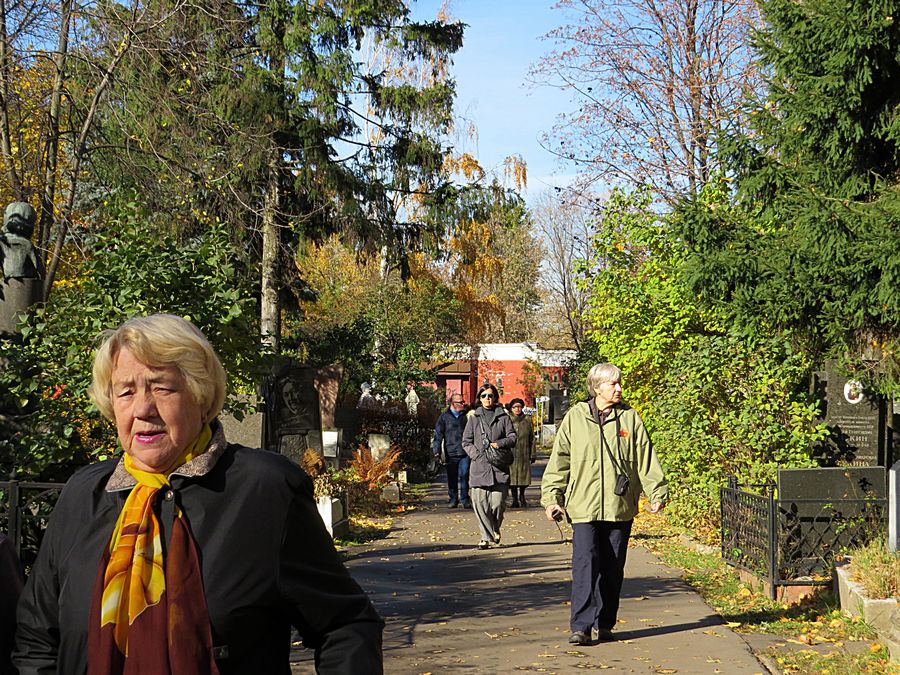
[[446, 455, 470, 504], [570, 520, 633, 632]]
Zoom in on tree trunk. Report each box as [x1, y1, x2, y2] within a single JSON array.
[[37, 0, 72, 259], [44, 11, 133, 298], [0, 0, 23, 200], [260, 153, 281, 351]]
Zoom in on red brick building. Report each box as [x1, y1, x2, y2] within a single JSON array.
[[433, 343, 576, 408]]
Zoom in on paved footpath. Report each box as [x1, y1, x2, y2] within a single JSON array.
[[292, 463, 770, 674]]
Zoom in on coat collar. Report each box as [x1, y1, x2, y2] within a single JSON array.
[[467, 405, 509, 420], [105, 418, 229, 492], [578, 400, 626, 425]]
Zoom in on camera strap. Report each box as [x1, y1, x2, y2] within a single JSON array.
[[598, 412, 625, 476]]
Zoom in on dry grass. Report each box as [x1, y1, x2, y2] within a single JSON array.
[[851, 538, 900, 600]]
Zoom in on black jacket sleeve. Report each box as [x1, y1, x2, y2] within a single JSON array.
[[12, 516, 61, 675], [276, 473, 383, 674], [0, 535, 24, 675]]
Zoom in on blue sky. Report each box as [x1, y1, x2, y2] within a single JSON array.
[[409, 0, 579, 199]]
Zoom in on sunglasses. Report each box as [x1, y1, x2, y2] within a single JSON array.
[[480, 393, 495, 399]]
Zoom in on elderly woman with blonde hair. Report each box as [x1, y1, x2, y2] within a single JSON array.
[[14, 314, 383, 674]]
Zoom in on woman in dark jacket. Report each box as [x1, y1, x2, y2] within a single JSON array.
[[506, 398, 535, 507], [14, 314, 383, 674], [0, 533, 23, 675], [462, 384, 516, 550]]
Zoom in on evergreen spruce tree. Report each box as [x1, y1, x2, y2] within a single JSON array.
[[80, 1, 463, 349], [677, 0, 900, 388]]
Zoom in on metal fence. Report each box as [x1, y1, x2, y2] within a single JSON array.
[[721, 478, 887, 598], [0, 479, 66, 570]]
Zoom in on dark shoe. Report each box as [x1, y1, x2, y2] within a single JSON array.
[[520, 497, 528, 507], [595, 628, 615, 642], [510, 500, 520, 508], [477, 541, 490, 550], [493, 533, 501, 546], [461, 500, 472, 509], [448, 499, 459, 508], [568, 631, 590, 646]]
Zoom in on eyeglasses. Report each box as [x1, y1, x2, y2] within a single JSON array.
[[451, 400, 464, 406], [480, 393, 495, 399]]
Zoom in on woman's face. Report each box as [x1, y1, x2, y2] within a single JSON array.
[[111, 347, 205, 472], [511, 402, 523, 415], [479, 389, 497, 408]]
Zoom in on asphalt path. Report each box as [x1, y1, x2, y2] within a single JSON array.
[[291, 462, 770, 674]]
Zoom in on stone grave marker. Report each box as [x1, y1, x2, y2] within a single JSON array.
[[814, 364, 885, 467], [890, 460, 899, 552], [262, 361, 322, 463], [778, 467, 887, 578], [219, 396, 264, 449]]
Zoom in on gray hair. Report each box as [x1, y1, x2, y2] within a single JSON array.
[[89, 314, 226, 424], [586, 363, 621, 397]]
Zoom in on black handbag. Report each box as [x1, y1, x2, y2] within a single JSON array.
[[479, 418, 513, 469]]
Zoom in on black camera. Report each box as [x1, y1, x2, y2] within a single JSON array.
[[613, 474, 630, 496], [552, 510, 564, 522]]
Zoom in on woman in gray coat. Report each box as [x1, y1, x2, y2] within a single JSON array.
[[462, 384, 517, 549]]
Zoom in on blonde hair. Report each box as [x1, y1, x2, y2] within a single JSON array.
[[89, 314, 226, 423], [586, 363, 621, 397]]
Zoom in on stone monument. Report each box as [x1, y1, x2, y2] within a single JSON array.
[[0, 202, 42, 334], [261, 360, 322, 463], [813, 363, 886, 467]]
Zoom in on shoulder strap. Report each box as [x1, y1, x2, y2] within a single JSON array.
[[599, 414, 625, 475]]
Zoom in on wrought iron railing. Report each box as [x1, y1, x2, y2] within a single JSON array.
[[0, 479, 66, 570], [720, 478, 887, 598]]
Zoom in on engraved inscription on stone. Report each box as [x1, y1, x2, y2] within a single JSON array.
[[817, 364, 884, 467]]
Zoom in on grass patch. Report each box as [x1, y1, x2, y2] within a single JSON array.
[[850, 538, 900, 600], [773, 644, 899, 674], [631, 504, 900, 674]]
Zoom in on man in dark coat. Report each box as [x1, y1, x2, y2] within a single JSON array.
[[0, 533, 23, 675], [432, 393, 471, 508]]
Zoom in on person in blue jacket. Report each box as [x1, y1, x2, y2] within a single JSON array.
[[432, 393, 471, 508]]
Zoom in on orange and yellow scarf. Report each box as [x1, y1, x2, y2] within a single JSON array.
[[88, 425, 219, 675]]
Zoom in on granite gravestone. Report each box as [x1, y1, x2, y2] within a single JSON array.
[[262, 361, 322, 463], [548, 389, 569, 425], [814, 365, 885, 467]]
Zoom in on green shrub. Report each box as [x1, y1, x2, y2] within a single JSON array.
[[0, 206, 262, 480]]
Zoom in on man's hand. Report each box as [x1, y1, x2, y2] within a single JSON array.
[[646, 502, 665, 514], [545, 504, 566, 522]]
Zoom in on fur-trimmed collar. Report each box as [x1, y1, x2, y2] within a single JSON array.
[[105, 418, 229, 492]]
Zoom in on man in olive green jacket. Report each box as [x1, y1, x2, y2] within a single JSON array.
[[541, 363, 667, 647]]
